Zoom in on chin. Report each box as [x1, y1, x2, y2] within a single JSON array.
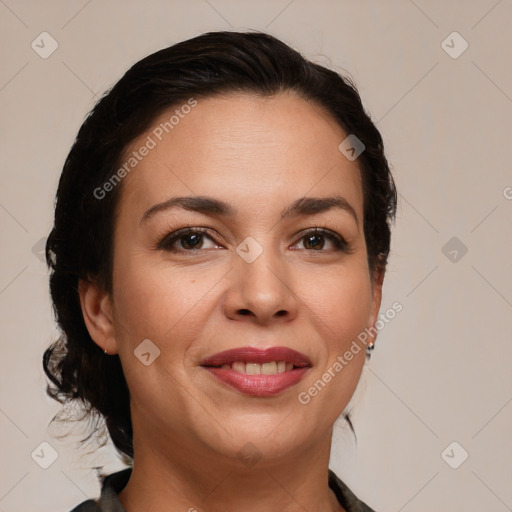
[[204, 415, 312, 460]]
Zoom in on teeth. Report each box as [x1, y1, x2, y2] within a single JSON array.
[[261, 361, 277, 375], [232, 362, 246, 373], [246, 363, 261, 375], [218, 360, 297, 375]]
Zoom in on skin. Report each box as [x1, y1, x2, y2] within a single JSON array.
[[79, 90, 384, 512]]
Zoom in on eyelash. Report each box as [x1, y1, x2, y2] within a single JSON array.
[[155, 225, 351, 254]]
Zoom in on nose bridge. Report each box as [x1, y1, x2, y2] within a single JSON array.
[[226, 234, 297, 322]]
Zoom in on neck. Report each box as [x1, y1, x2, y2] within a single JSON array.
[[118, 421, 343, 512]]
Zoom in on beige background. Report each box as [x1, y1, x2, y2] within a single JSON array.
[[1, 1, 511, 511]]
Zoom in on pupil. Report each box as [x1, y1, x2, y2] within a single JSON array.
[[182, 233, 202, 249], [306, 234, 323, 249]]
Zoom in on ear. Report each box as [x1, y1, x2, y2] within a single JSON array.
[[367, 265, 385, 345], [78, 278, 118, 355]]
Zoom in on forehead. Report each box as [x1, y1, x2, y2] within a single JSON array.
[[118, 91, 364, 223]]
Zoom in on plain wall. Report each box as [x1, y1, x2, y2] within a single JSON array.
[[1, 1, 511, 511]]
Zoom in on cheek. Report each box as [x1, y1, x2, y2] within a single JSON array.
[[112, 255, 224, 349], [294, 268, 371, 423], [110, 259, 219, 412], [297, 261, 373, 345]]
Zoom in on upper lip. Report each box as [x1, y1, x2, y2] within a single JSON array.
[[200, 346, 312, 367]]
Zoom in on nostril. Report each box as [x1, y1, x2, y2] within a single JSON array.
[[237, 309, 287, 317]]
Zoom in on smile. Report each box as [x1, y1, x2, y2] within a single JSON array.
[[218, 361, 294, 374], [200, 346, 312, 397]]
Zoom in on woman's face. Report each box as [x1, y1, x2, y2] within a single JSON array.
[[82, 91, 383, 466]]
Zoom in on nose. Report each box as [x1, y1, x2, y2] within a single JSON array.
[[222, 244, 299, 325]]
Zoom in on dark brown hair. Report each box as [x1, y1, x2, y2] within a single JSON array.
[[43, 30, 397, 462]]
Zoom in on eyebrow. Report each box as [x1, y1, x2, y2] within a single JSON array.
[[140, 194, 359, 226]]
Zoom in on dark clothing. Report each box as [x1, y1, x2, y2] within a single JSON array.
[[70, 467, 376, 512]]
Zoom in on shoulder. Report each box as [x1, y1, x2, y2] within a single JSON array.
[[328, 469, 377, 512], [68, 468, 375, 512], [68, 499, 101, 511], [67, 467, 132, 512]]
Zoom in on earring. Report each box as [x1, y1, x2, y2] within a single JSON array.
[[366, 342, 375, 356]]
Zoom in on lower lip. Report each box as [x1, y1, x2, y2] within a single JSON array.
[[203, 367, 310, 397]]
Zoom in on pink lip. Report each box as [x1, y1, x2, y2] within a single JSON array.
[[200, 346, 312, 397], [203, 367, 310, 396]]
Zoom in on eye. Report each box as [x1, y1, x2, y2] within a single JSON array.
[[155, 226, 350, 254], [157, 228, 222, 252], [292, 228, 349, 252]]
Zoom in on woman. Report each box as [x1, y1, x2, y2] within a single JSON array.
[[43, 30, 396, 512]]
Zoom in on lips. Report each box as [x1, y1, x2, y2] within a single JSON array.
[[200, 346, 311, 397], [201, 346, 311, 367]]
